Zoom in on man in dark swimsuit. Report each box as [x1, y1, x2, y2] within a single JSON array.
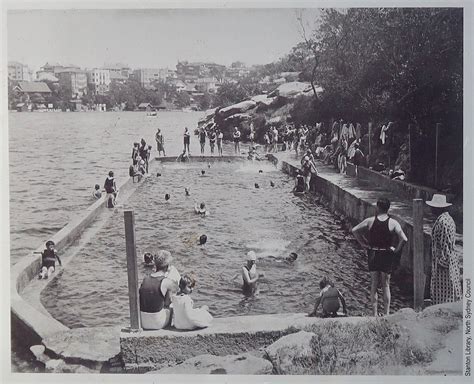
[[352, 198, 407, 316]]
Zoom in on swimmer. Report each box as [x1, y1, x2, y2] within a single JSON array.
[[194, 202, 208, 216], [156, 172, 162, 177], [270, 181, 275, 187], [185, 187, 190, 196], [201, 170, 206, 176], [241, 251, 259, 295], [199, 234, 207, 245], [165, 193, 170, 201], [143, 252, 154, 267], [92, 184, 102, 199], [258, 170, 263, 173], [255, 183, 260, 189], [208, 162, 211, 168], [264, 252, 298, 264], [308, 277, 348, 318]]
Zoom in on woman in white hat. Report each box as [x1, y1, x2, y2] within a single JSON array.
[[426, 194, 462, 304], [241, 251, 259, 295]]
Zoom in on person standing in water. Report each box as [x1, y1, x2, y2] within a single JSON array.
[[183, 127, 191, 155], [352, 198, 407, 316], [208, 129, 217, 155], [155, 128, 165, 157], [241, 251, 259, 295]]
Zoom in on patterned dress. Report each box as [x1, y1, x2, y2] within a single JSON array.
[[430, 212, 462, 304]]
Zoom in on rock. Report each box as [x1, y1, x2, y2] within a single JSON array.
[[149, 353, 273, 375], [30, 345, 50, 364], [45, 359, 66, 373], [270, 82, 317, 98], [223, 113, 252, 124], [265, 331, 316, 374], [218, 100, 257, 118], [251, 95, 276, 106]]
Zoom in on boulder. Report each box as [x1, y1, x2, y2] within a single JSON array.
[[218, 100, 257, 118], [224, 113, 252, 124], [30, 345, 50, 364], [148, 353, 273, 375], [265, 331, 317, 375], [251, 95, 277, 107], [45, 359, 66, 373]]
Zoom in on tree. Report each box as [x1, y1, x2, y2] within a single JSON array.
[[175, 91, 191, 108]]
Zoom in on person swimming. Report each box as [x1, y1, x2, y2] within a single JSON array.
[[194, 202, 208, 215], [143, 252, 154, 267], [201, 170, 206, 176], [255, 183, 260, 189], [185, 188, 190, 196], [165, 193, 170, 201], [199, 234, 207, 245], [92, 184, 102, 199], [270, 181, 275, 187]]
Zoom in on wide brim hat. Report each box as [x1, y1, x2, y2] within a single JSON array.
[[426, 194, 452, 208], [154, 250, 173, 269]]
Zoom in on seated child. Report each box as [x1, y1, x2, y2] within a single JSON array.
[[171, 275, 213, 330], [92, 184, 102, 199], [308, 277, 348, 317], [38, 240, 62, 279]]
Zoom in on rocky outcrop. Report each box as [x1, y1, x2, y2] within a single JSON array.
[[265, 331, 317, 375], [148, 353, 273, 375], [268, 81, 313, 98], [218, 100, 257, 119]]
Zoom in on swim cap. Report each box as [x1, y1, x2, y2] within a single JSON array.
[[199, 234, 207, 245], [246, 251, 257, 261], [46, 240, 55, 247], [108, 171, 114, 177]]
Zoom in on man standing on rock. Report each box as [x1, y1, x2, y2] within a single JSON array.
[[352, 198, 407, 316]]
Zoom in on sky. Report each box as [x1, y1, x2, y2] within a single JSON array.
[[7, 8, 321, 72]]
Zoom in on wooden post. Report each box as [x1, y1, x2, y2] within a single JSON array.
[[435, 123, 441, 188], [408, 123, 412, 176], [124, 210, 141, 331], [413, 199, 425, 311], [368, 122, 372, 156]]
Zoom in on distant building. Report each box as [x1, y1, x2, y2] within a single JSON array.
[[109, 71, 128, 84], [36, 72, 59, 82], [56, 68, 88, 98], [103, 63, 131, 79], [225, 62, 250, 80], [137, 102, 154, 111], [87, 69, 111, 95], [133, 68, 169, 89], [8, 61, 33, 81], [195, 77, 219, 93], [14, 81, 52, 96], [176, 61, 226, 82]]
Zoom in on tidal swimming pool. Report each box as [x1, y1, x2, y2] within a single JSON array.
[[42, 159, 412, 328]]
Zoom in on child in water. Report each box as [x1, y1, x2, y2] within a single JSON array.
[[38, 240, 62, 279], [194, 202, 208, 216], [92, 184, 102, 199], [308, 277, 348, 318]]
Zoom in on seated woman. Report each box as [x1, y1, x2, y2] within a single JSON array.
[[139, 250, 177, 330], [293, 170, 306, 194], [171, 275, 213, 330]]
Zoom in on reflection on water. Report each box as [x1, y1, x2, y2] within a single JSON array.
[[42, 160, 412, 328]]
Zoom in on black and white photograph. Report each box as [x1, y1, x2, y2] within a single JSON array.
[[2, 0, 473, 379]]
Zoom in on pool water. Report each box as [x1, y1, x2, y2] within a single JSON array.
[[42, 160, 412, 328]]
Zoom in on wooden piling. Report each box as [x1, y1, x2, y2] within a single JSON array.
[[413, 199, 425, 311], [124, 210, 141, 331]]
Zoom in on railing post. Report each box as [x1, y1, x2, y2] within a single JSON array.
[[413, 199, 425, 311], [124, 210, 141, 331]]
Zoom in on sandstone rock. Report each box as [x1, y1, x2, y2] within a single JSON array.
[[273, 82, 313, 98], [251, 95, 275, 106], [30, 345, 50, 364], [219, 100, 257, 118], [148, 353, 273, 375], [45, 359, 66, 373], [265, 331, 316, 375]]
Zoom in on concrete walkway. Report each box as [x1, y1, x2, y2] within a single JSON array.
[[271, 151, 463, 262]]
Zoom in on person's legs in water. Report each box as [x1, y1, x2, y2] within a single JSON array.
[[381, 272, 391, 315], [39, 266, 47, 279], [47, 266, 55, 278], [200, 142, 205, 155], [370, 271, 380, 316]]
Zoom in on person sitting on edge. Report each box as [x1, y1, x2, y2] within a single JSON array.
[[308, 277, 348, 318], [194, 202, 208, 216], [138, 159, 146, 175], [177, 149, 189, 162], [38, 240, 62, 279], [139, 250, 178, 330], [132, 142, 140, 166], [171, 274, 213, 330], [293, 170, 306, 194], [104, 170, 118, 208], [92, 184, 102, 199]]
